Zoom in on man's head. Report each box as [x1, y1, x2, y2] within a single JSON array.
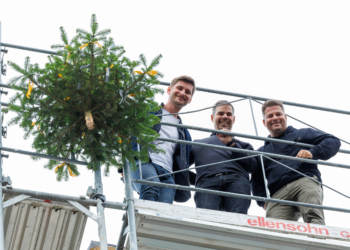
[[211, 100, 235, 130], [262, 100, 288, 137], [167, 76, 195, 107]]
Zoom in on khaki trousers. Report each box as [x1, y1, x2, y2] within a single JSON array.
[[266, 176, 325, 225]]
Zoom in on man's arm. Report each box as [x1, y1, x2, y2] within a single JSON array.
[[236, 143, 258, 174], [297, 128, 341, 160]]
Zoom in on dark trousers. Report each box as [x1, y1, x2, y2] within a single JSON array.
[[194, 173, 251, 214]]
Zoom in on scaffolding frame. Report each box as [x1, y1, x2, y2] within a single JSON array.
[[1, 24, 350, 250]]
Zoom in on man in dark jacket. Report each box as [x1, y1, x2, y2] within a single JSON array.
[[121, 76, 195, 204], [251, 100, 341, 225], [190, 100, 257, 214]]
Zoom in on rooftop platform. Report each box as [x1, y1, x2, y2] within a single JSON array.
[[126, 199, 350, 250]]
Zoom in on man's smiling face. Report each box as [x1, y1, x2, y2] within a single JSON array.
[[167, 80, 193, 107], [263, 105, 288, 137], [211, 104, 235, 130]]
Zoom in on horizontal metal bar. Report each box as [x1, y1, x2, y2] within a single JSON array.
[[264, 155, 350, 199], [144, 154, 257, 181], [0, 83, 12, 89], [158, 137, 350, 170], [1, 42, 57, 55], [160, 122, 350, 155], [2, 186, 127, 210], [133, 179, 350, 213], [159, 82, 350, 115], [0, 146, 88, 165]]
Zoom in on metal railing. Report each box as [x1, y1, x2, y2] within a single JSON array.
[[1, 36, 350, 250]]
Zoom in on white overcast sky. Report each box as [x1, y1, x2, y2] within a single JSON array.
[[1, 1, 350, 249]]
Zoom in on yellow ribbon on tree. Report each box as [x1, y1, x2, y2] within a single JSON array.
[[58, 73, 64, 79], [82, 132, 85, 138], [37, 125, 45, 135], [147, 70, 158, 76], [26, 80, 34, 98], [54, 162, 76, 177], [64, 97, 70, 101], [55, 162, 65, 172], [68, 166, 76, 177], [31, 121, 36, 126], [133, 70, 158, 76], [79, 41, 103, 50]]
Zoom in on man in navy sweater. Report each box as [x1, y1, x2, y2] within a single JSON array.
[[251, 100, 341, 225], [190, 100, 257, 214]]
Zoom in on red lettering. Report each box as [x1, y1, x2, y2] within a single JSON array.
[[248, 219, 257, 226], [261, 217, 266, 227], [276, 222, 286, 230], [307, 223, 318, 234], [266, 221, 275, 228], [318, 228, 329, 235], [258, 217, 262, 227], [297, 225, 307, 232], [287, 224, 296, 231], [341, 231, 350, 238]]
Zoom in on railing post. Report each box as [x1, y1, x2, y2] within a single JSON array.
[[259, 155, 270, 199], [0, 21, 6, 250], [249, 98, 258, 136], [94, 163, 108, 250], [123, 158, 138, 250], [137, 142, 142, 180]]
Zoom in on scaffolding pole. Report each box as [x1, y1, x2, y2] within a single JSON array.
[[94, 163, 108, 250], [133, 179, 350, 214], [158, 137, 350, 170], [123, 158, 138, 250], [159, 81, 350, 115], [0, 21, 5, 250], [160, 122, 350, 155]]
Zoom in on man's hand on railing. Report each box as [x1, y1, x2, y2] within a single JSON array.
[[217, 128, 235, 146], [296, 150, 313, 159]]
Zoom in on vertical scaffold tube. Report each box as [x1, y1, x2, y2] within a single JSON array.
[[0, 21, 6, 250], [123, 158, 138, 250], [260, 155, 270, 199], [94, 163, 108, 250], [249, 98, 259, 136]]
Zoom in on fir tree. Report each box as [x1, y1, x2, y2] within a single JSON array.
[[4, 15, 163, 181]]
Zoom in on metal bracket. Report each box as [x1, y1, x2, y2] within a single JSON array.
[[86, 186, 97, 198], [0, 90, 8, 95], [2, 126, 7, 138], [2, 176, 11, 186], [1, 154, 9, 159], [3, 195, 30, 209], [1, 49, 8, 54], [123, 225, 129, 236], [68, 200, 98, 222], [1, 64, 6, 76]]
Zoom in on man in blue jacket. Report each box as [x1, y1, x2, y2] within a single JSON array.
[[190, 100, 257, 214], [124, 76, 195, 204], [251, 100, 341, 225]]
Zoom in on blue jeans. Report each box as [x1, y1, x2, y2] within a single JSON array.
[[131, 162, 176, 204], [194, 173, 251, 214]]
